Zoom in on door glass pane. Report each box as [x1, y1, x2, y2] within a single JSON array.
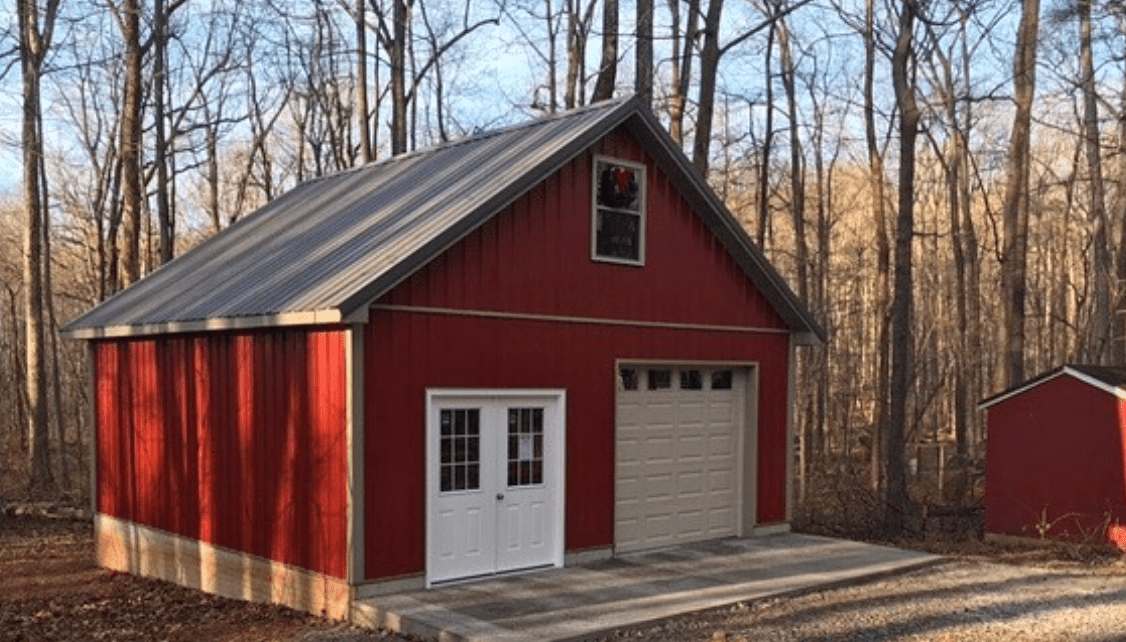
[[507, 407, 544, 487], [440, 408, 480, 493]]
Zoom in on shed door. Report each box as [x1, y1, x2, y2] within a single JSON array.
[[615, 366, 750, 553], [426, 391, 565, 586]]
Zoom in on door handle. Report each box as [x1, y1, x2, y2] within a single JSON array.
[[496, 493, 505, 501]]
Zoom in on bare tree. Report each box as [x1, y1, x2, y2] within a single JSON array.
[[591, 0, 617, 101], [112, 0, 144, 287], [1077, 0, 1113, 364], [862, 0, 891, 491], [17, 0, 61, 495], [886, 0, 919, 533], [357, 0, 374, 162], [666, 0, 698, 144], [635, 0, 652, 105], [998, 0, 1040, 387]]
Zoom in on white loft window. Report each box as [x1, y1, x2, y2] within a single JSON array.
[[592, 157, 646, 264]]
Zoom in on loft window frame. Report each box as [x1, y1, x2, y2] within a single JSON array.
[[591, 155, 647, 266]]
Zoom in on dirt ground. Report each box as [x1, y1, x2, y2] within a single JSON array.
[[5, 512, 1126, 641], [0, 514, 409, 642]]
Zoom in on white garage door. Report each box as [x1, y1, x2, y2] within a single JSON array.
[[615, 366, 748, 553]]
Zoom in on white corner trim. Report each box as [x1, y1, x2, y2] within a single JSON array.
[[346, 325, 366, 586], [95, 514, 351, 619]]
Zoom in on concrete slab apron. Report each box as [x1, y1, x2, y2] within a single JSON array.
[[352, 533, 942, 642]]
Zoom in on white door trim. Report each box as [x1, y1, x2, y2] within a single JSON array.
[[425, 389, 566, 587]]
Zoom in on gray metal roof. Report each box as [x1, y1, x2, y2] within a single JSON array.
[[63, 97, 825, 343]]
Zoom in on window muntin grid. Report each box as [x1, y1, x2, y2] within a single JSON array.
[[439, 408, 480, 493], [507, 407, 544, 487]]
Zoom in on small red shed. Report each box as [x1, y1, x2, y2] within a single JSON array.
[[981, 364, 1126, 547], [63, 98, 824, 618]]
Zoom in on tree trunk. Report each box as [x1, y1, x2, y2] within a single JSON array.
[[635, 0, 652, 106], [357, 0, 373, 163], [864, 0, 890, 491], [757, 17, 776, 248], [18, 0, 56, 496], [999, 0, 1039, 387], [1079, 0, 1112, 364], [154, 0, 174, 265], [591, 0, 617, 101], [886, 0, 919, 534], [391, 0, 409, 155], [118, 0, 144, 286], [667, 0, 698, 145], [692, 0, 724, 174]]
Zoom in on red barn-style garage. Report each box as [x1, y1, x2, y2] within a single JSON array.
[[63, 98, 824, 618], [981, 365, 1126, 547]]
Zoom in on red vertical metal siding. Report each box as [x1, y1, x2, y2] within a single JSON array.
[[364, 126, 794, 580], [94, 329, 349, 578], [985, 375, 1126, 542]]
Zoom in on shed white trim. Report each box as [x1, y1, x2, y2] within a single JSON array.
[[979, 365, 1126, 409]]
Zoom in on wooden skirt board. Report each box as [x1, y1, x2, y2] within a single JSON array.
[[615, 365, 753, 553], [95, 513, 351, 619]]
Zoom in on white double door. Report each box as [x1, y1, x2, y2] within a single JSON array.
[[426, 391, 565, 586]]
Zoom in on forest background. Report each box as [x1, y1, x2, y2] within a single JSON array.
[[3, 0, 1124, 534]]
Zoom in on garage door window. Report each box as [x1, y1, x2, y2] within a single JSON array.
[[680, 369, 703, 390], [711, 370, 733, 390], [622, 368, 735, 391], [647, 369, 672, 390]]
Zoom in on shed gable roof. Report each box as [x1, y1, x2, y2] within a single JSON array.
[[979, 364, 1126, 409], [63, 97, 824, 343]]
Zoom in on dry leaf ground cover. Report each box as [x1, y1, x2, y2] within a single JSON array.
[[0, 512, 407, 642]]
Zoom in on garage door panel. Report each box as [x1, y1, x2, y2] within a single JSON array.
[[616, 366, 747, 553], [678, 470, 704, 496]]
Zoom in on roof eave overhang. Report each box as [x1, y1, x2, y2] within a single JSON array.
[[61, 308, 346, 340]]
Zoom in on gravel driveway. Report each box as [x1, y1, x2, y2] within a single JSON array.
[[605, 556, 1126, 642]]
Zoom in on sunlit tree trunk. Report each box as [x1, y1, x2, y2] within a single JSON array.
[[18, 0, 59, 496], [999, 0, 1039, 387]]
